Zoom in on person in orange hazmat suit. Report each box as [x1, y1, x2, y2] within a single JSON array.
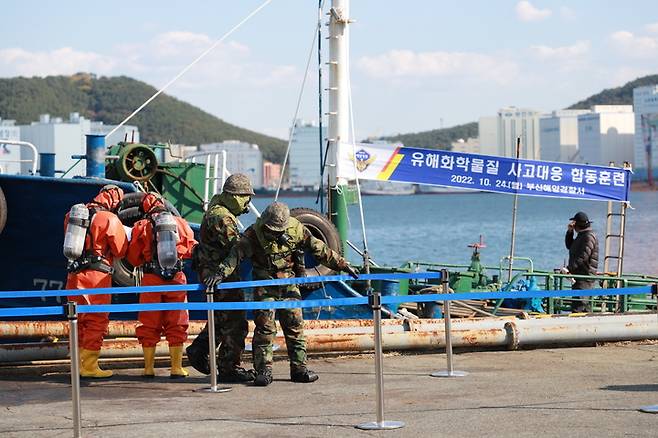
[[65, 184, 128, 378], [127, 193, 196, 378]]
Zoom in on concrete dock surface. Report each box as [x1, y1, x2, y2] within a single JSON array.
[[1, 343, 657, 437]]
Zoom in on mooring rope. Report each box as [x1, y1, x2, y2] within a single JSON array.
[[275, 0, 326, 200], [106, 0, 274, 138]]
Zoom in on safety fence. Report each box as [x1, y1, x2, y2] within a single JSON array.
[[0, 272, 656, 434]]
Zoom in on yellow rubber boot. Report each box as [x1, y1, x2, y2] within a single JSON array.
[[80, 348, 113, 378], [169, 345, 189, 379], [142, 346, 156, 378]]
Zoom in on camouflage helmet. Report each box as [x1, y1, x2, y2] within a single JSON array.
[[222, 173, 255, 196], [261, 201, 290, 232]]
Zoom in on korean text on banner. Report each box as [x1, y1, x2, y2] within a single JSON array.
[[338, 142, 631, 202]]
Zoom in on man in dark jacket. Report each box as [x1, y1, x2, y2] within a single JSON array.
[[564, 211, 599, 312]]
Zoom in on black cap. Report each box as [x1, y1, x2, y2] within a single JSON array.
[[569, 211, 591, 224]]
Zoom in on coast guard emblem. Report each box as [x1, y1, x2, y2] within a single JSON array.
[[352, 149, 376, 172]]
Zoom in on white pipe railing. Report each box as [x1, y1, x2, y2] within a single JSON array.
[[0, 140, 38, 175]]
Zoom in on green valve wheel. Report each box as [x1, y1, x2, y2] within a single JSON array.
[[116, 143, 158, 182]]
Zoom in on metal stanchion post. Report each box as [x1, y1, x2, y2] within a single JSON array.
[[196, 287, 232, 393], [356, 291, 405, 430], [66, 301, 82, 438], [639, 284, 658, 414], [431, 270, 467, 378]]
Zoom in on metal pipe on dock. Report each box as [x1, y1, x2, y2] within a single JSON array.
[[2, 314, 657, 364]]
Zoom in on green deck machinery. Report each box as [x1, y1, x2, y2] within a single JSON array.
[[105, 142, 209, 223]]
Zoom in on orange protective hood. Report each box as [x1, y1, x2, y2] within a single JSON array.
[[141, 193, 166, 216], [91, 185, 124, 212]]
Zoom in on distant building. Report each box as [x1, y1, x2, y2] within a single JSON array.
[[478, 116, 498, 156], [263, 161, 281, 189], [0, 119, 22, 174], [450, 137, 480, 155], [289, 120, 325, 189], [539, 110, 590, 162], [478, 107, 542, 159], [199, 140, 264, 188], [18, 113, 139, 176], [577, 105, 634, 166], [633, 84, 658, 183]]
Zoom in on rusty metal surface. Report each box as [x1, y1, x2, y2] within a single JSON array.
[[0, 321, 209, 338], [0, 319, 403, 338], [2, 314, 657, 364], [0, 319, 506, 363]]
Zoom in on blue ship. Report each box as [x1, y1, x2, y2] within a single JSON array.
[[0, 137, 380, 322]]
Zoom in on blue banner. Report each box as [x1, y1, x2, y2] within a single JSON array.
[[338, 143, 632, 202]]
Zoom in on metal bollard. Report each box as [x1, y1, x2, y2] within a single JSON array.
[[356, 291, 405, 430], [196, 287, 232, 394], [430, 270, 467, 378], [66, 301, 82, 438], [639, 285, 658, 414]]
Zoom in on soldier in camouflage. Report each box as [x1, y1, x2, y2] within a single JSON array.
[[209, 201, 358, 386], [186, 173, 256, 383]]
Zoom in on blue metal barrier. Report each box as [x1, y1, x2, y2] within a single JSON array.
[[0, 282, 653, 318], [0, 272, 440, 299]]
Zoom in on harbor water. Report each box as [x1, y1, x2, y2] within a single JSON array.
[[251, 191, 658, 276]]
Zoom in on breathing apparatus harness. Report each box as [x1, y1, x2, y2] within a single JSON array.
[[65, 205, 114, 275], [142, 211, 182, 281]]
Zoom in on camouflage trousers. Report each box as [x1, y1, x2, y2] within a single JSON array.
[[193, 286, 248, 372], [252, 287, 306, 372]]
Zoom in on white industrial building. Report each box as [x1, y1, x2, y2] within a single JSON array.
[[289, 119, 325, 189], [478, 116, 498, 156], [450, 137, 480, 155], [577, 105, 634, 166], [539, 110, 590, 162], [199, 140, 264, 188], [17, 113, 139, 176], [633, 84, 658, 183], [478, 107, 542, 159], [0, 119, 22, 174]]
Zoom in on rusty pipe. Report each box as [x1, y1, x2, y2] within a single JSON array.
[[0, 318, 474, 338], [2, 314, 658, 363]]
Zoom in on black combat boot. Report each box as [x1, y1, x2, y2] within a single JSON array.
[[290, 366, 319, 383], [185, 342, 210, 375], [254, 367, 273, 386], [218, 367, 256, 383]]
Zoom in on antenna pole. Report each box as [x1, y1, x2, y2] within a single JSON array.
[[507, 137, 521, 283], [318, 0, 325, 213], [327, 0, 351, 254]]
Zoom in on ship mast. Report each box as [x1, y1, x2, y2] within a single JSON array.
[[327, 0, 351, 254]]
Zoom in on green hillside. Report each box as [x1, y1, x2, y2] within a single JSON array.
[[378, 122, 478, 150], [0, 73, 286, 162], [568, 74, 658, 109]]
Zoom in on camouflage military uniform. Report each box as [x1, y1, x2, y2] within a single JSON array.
[[187, 173, 256, 380], [218, 215, 349, 374], [194, 194, 248, 372]]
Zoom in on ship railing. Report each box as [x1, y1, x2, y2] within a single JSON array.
[[399, 260, 658, 314], [184, 149, 261, 224], [0, 140, 38, 175]]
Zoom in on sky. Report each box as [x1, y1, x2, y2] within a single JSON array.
[[1, 0, 658, 141]]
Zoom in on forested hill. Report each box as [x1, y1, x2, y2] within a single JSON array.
[[0, 73, 286, 162], [376, 74, 658, 150], [568, 74, 658, 109], [377, 122, 478, 150]]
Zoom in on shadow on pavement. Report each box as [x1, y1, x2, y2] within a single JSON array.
[[601, 384, 658, 392]]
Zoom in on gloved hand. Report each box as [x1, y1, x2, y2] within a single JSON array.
[[204, 274, 224, 290], [343, 265, 359, 280]]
